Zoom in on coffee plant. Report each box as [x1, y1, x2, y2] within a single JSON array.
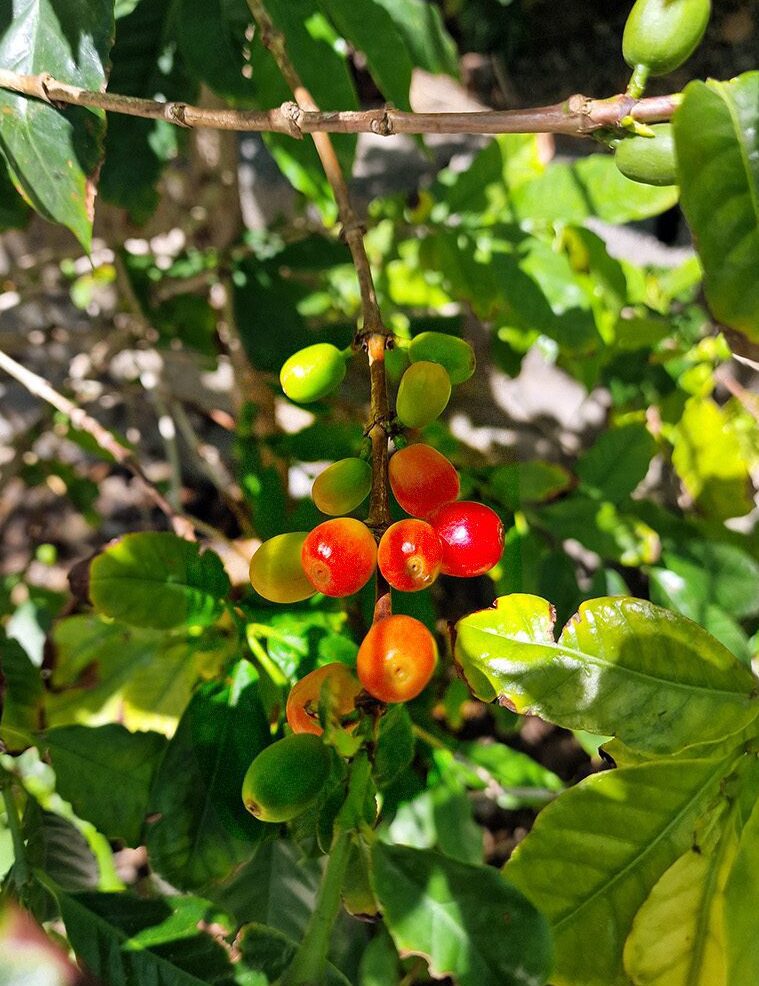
[[0, 0, 758, 984]]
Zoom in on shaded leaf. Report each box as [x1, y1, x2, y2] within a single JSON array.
[[577, 424, 656, 503], [724, 781, 759, 984], [0, 631, 43, 751], [371, 0, 458, 77], [238, 923, 351, 986]]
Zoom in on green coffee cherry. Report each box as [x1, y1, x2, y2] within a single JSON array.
[[408, 332, 476, 385], [249, 532, 315, 604], [312, 458, 372, 516], [396, 361, 451, 430], [385, 345, 410, 385], [280, 343, 347, 404], [614, 124, 677, 187], [623, 0, 711, 77], [242, 733, 331, 823]]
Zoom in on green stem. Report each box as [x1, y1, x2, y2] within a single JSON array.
[[2, 783, 30, 890], [626, 64, 650, 100], [280, 830, 352, 986]]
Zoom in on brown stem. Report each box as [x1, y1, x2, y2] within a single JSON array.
[[0, 347, 234, 544], [0, 68, 679, 139]]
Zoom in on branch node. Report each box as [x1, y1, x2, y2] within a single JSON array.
[[370, 108, 394, 137], [281, 100, 304, 139], [165, 102, 191, 128]]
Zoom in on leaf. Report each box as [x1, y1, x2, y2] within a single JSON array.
[[488, 461, 572, 511], [372, 704, 415, 789], [512, 154, 679, 225], [0, 0, 114, 249], [623, 822, 737, 985], [455, 595, 758, 757], [0, 155, 30, 230], [47, 616, 229, 736], [371, 842, 552, 986], [43, 724, 166, 847], [0, 631, 43, 750], [146, 662, 271, 891], [671, 397, 754, 520], [175, 0, 253, 104], [651, 541, 759, 621], [319, 0, 413, 110], [89, 532, 230, 630], [724, 781, 759, 985], [674, 73, 759, 341], [238, 923, 351, 986], [52, 888, 256, 986], [371, 0, 458, 77], [506, 754, 738, 986], [577, 424, 656, 503]]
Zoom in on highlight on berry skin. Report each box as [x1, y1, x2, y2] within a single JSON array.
[[356, 614, 438, 704], [377, 519, 443, 592], [389, 443, 460, 518], [430, 501, 505, 578], [249, 532, 316, 604], [301, 517, 377, 597]]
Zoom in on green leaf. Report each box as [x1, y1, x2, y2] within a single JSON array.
[[43, 725, 166, 847], [0, 155, 30, 230], [506, 754, 738, 986], [372, 704, 414, 789], [0, 0, 114, 249], [175, 0, 253, 104], [238, 923, 351, 986], [455, 595, 758, 757], [651, 542, 759, 621], [623, 819, 737, 986], [89, 532, 230, 630], [724, 788, 759, 985], [146, 662, 271, 891], [488, 461, 572, 511], [436, 742, 563, 810], [319, 0, 413, 110], [577, 423, 656, 503], [52, 888, 256, 986], [46, 616, 228, 736], [371, 842, 552, 986], [674, 73, 759, 341], [512, 154, 679, 225], [0, 631, 43, 751], [671, 397, 754, 521], [371, 0, 458, 77]]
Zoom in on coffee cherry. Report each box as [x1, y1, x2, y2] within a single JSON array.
[[614, 125, 677, 187], [301, 518, 377, 597], [242, 733, 331, 823], [409, 332, 476, 385], [389, 444, 460, 518], [430, 501, 505, 578], [286, 663, 362, 736], [312, 458, 372, 516], [280, 343, 347, 404], [249, 532, 315, 604], [396, 361, 451, 429], [623, 0, 710, 78], [357, 615, 437, 703], [377, 519, 442, 592]]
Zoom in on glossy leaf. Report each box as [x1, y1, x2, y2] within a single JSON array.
[[671, 397, 754, 521], [0, 0, 113, 249], [146, 662, 271, 890], [577, 423, 656, 503], [506, 754, 738, 986], [675, 73, 759, 340], [372, 842, 553, 986], [43, 724, 166, 847], [89, 532, 230, 630], [651, 541, 759, 621], [455, 595, 758, 756]]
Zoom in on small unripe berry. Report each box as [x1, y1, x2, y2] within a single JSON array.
[[242, 733, 331, 823], [377, 519, 442, 592], [408, 332, 476, 385], [301, 518, 377, 597], [389, 444, 460, 518], [614, 125, 677, 187], [249, 532, 315, 604], [280, 343, 346, 404], [430, 501, 504, 578], [396, 361, 451, 429], [286, 663, 362, 736], [312, 458, 372, 516], [357, 615, 437, 703]]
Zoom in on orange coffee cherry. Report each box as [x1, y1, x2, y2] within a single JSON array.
[[286, 663, 362, 736], [357, 615, 437, 703], [377, 519, 443, 592], [301, 518, 377, 597]]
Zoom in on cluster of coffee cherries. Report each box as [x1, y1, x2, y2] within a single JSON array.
[[248, 331, 504, 735]]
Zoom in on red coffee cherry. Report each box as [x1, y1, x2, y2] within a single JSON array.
[[357, 615, 437, 703], [301, 518, 377, 597], [389, 444, 460, 518], [286, 663, 362, 736], [377, 519, 442, 592], [430, 501, 504, 577]]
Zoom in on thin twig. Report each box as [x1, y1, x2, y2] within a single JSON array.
[[0, 68, 679, 138], [0, 347, 233, 543]]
